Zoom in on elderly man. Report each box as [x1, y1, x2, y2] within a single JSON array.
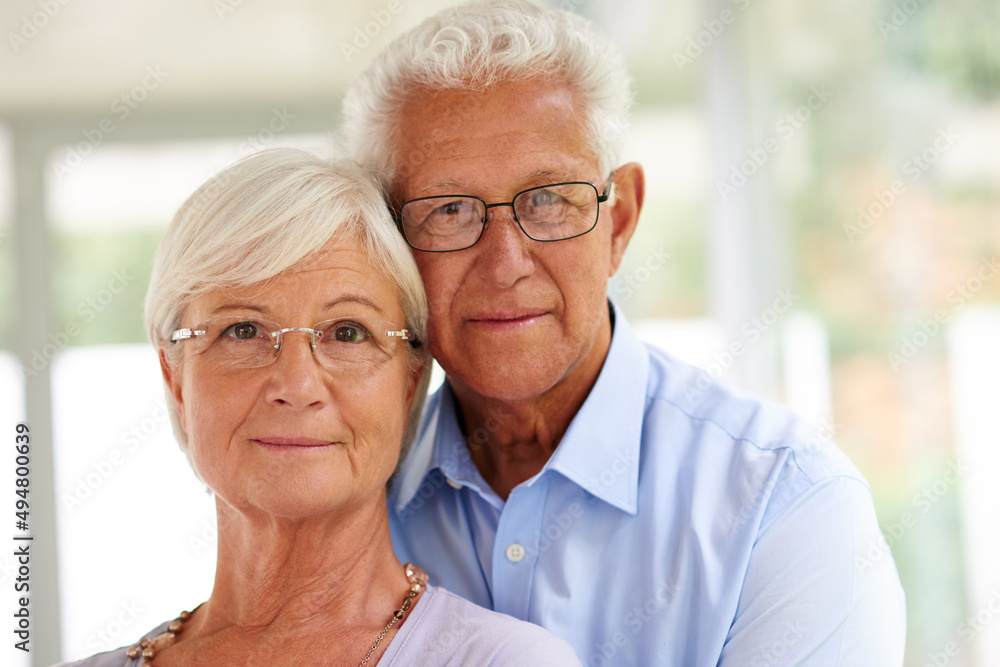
[[342, 1, 906, 664]]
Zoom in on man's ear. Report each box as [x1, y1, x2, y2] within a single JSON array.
[[607, 162, 645, 276], [159, 346, 186, 433]]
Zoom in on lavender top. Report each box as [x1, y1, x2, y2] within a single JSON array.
[[55, 585, 580, 666]]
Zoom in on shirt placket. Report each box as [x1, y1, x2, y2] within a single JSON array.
[[489, 474, 549, 620]]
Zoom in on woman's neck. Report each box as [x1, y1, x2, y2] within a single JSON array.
[[189, 497, 408, 640]]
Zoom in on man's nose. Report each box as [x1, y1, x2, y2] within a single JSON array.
[[477, 205, 535, 288]]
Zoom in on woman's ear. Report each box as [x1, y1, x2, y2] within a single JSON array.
[[403, 357, 424, 415], [159, 346, 186, 432]]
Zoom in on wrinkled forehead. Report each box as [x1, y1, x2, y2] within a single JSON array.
[[390, 80, 598, 200]]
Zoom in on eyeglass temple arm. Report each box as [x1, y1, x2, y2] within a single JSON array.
[[170, 328, 205, 343], [598, 175, 614, 202]]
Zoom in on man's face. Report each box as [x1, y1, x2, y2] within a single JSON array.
[[393, 79, 635, 403]]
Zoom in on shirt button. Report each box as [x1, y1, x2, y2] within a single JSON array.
[[506, 543, 526, 562], [446, 478, 462, 489]]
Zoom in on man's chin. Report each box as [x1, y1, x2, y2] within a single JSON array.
[[443, 354, 568, 404]]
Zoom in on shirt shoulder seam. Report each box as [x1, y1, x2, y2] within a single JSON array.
[[646, 393, 869, 492]]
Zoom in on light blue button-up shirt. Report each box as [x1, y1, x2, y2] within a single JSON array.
[[390, 306, 906, 666]]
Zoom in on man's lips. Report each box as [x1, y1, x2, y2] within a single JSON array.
[[466, 309, 548, 325]]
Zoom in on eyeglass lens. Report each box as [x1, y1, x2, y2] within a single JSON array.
[[182, 316, 405, 370]]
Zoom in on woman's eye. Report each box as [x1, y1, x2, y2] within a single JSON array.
[[227, 322, 261, 340], [332, 324, 370, 343]]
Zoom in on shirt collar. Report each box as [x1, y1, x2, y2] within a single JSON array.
[[546, 300, 647, 515], [393, 381, 503, 511], [392, 389, 441, 511], [393, 300, 648, 516]]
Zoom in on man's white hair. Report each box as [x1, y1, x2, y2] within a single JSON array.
[[341, 0, 634, 190], [145, 148, 429, 460]]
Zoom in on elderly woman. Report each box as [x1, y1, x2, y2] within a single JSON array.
[[60, 149, 580, 666]]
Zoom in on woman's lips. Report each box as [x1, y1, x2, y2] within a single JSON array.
[[253, 436, 337, 448]]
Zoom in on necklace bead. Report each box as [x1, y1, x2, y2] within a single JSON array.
[[358, 562, 428, 666]]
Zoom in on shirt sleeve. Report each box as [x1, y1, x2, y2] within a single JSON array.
[[718, 475, 906, 666]]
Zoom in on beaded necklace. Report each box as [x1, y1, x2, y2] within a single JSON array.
[[128, 562, 428, 667]]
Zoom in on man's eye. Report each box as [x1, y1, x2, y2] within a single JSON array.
[[525, 190, 560, 207], [427, 199, 478, 223], [436, 201, 466, 216]]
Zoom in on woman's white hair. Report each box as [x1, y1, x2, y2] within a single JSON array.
[[145, 148, 430, 464], [341, 0, 634, 190]]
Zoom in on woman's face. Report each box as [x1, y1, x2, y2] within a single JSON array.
[[162, 236, 420, 520]]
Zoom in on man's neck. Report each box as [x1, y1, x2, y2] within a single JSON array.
[[448, 310, 614, 500]]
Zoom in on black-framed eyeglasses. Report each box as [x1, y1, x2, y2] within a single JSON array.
[[396, 178, 614, 252]]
